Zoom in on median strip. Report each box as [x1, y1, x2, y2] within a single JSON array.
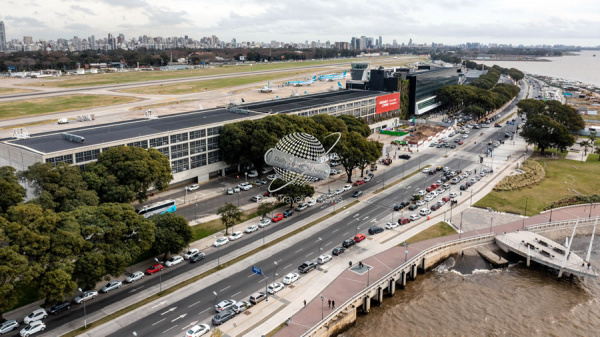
[[373, 165, 431, 194], [61, 200, 359, 337]]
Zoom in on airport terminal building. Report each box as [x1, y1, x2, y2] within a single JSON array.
[[0, 90, 400, 184]]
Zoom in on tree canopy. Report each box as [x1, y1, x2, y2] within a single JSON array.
[[84, 146, 173, 203], [0, 166, 25, 214], [517, 99, 584, 132], [217, 203, 243, 235], [151, 213, 193, 261], [520, 114, 575, 154]]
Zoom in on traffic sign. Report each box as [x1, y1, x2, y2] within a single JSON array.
[[251, 266, 262, 275]]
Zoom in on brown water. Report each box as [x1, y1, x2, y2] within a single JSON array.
[[340, 236, 600, 337]]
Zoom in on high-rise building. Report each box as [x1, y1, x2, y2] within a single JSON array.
[[23, 36, 33, 45], [360, 36, 366, 50], [408, 38, 413, 46], [0, 21, 6, 51], [90, 35, 96, 50], [378, 36, 382, 48]]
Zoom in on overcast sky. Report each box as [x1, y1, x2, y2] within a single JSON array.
[[1, 0, 599, 46]]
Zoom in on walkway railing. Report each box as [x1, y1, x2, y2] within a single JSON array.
[[300, 233, 494, 337], [526, 216, 600, 232]]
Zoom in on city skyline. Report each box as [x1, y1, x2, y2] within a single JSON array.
[[1, 0, 599, 47]]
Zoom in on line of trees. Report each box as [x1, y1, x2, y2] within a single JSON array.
[[0, 146, 192, 319], [517, 99, 584, 154], [437, 83, 520, 119]]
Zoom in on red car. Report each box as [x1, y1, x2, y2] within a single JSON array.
[[458, 141, 464, 145], [431, 183, 440, 189], [146, 263, 163, 275], [354, 234, 366, 242], [272, 213, 284, 222], [353, 180, 365, 186], [426, 187, 434, 192], [397, 218, 410, 225], [442, 196, 451, 202]]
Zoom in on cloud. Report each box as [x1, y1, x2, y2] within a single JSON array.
[[70, 5, 94, 15], [145, 7, 193, 26], [4, 15, 46, 28], [95, 0, 148, 8], [65, 23, 93, 32]]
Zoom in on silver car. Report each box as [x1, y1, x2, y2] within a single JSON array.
[[100, 280, 122, 293], [0, 320, 19, 335], [125, 271, 144, 283], [74, 290, 98, 304]]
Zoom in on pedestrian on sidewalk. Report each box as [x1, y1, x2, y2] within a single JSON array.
[[332, 300, 335, 309], [304, 299, 306, 306], [349, 261, 352, 268], [328, 299, 331, 308]]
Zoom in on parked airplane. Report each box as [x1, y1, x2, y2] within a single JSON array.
[[328, 82, 344, 91], [255, 82, 274, 93], [318, 70, 347, 81], [284, 76, 316, 87]]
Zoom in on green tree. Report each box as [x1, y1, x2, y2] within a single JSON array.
[[595, 146, 600, 161], [579, 140, 592, 155], [357, 140, 383, 177], [520, 115, 575, 154], [270, 181, 315, 208], [19, 162, 98, 212], [151, 213, 193, 261], [462, 105, 486, 119], [70, 203, 156, 289], [334, 132, 371, 183], [217, 203, 243, 235], [337, 115, 370, 138], [84, 146, 173, 203], [257, 202, 274, 219], [0, 166, 25, 214], [0, 243, 35, 320]]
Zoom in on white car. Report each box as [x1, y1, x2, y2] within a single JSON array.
[[247, 170, 258, 178], [165, 255, 184, 267], [213, 237, 229, 247], [229, 231, 243, 241], [295, 203, 308, 211], [125, 271, 144, 283], [335, 188, 343, 195], [419, 208, 432, 216], [0, 320, 19, 335], [24, 309, 47, 324], [237, 182, 252, 191], [363, 176, 371, 182], [185, 324, 210, 337], [184, 248, 199, 260], [258, 219, 271, 228], [417, 190, 426, 196], [438, 188, 446, 194], [424, 195, 434, 202], [74, 290, 98, 304], [409, 214, 421, 221], [307, 199, 316, 207], [422, 168, 430, 173], [251, 195, 262, 202], [282, 273, 299, 285], [267, 282, 284, 294], [463, 134, 469, 138], [385, 222, 399, 230], [227, 187, 234, 195], [231, 301, 252, 314], [449, 192, 458, 198], [317, 254, 332, 264], [416, 200, 425, 206], [100, 280, 122, 293], [267, 174, 277, 180], [261, 166, 273, 174], [245, 225, 259, 233], [186, 184, 200, 191], [233, 186, 241, 193], [343, 184, 352, 191], [19, 321, 45, 337]]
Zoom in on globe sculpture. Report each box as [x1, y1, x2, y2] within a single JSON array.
[[265, 132, 340, 192]]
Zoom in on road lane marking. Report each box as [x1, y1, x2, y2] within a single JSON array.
[[332, 228, 339, 233], [151, 301, 167, 309], [305, 252, 312, 257], [294, 248, 303, 253], [232, 291, 241, 297], [172, 314, 187, 322], [188, 300, 201, 308], [247, 273, 256, 278], [325, 241, 332, 246], [199, 308, 211, 315], [284, 264, 292, 270], [128, 286, 144, 293], [163, 325, 177, 333], [343, 232, 349, 236], [160, 307, 177, 315], [220, 286, 231, 292], [152, 318, 165, 326]]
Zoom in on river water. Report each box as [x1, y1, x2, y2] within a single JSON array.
[[340, 236, 600, 337], [478, 50, 600, 87]]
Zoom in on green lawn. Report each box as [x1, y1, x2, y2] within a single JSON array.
[[405, 221, 456, 244], [120, 69, 315, 95], [474, 156, 600, 215], [0, 95, 141, 120], [0, 87, 35, 95]]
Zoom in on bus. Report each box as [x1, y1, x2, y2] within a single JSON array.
[[136, 199, 176, 218]]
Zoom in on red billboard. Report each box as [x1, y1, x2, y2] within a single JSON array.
[[376, 93, 400, 114]]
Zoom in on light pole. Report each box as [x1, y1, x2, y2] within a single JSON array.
[[367, 267, 370, 286], [273, 261, 278, 284], [490, 217, 494, 233], [245, 172, 248, 182], [321, 296, 324, 320], [78, 288, 87, 329], [213, 291, 218, 307], [459, 212, 463, 239], [403, 242, 408, 263], [262, 224, 266, 246], [549, 208, 553, 223], [213, 235, 221, 267], [184, 187, 187, 203], [317, 237, 323, 257], [382, 168, 386, 189], [470, 190, 473, 206], [154, 258, 162, 292], [194, 196, 198, 220], [522, 198, 528, 229]]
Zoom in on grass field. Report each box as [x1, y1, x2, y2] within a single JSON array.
[[120, 69, 316, 95], [406, 221, 455, 244], [474, 156, 600, 215], [23, 57, 424, 89], [128, 99, 194, 111], [0, 95, 141, 120], [0, 87, 35, 95]]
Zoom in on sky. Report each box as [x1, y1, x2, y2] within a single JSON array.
[[1, 0, 599, 46]]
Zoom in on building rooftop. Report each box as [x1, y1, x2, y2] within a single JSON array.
[[6, 108, 260, 154], [241, 90, 383, 114]]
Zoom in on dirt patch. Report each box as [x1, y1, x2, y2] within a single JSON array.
[[406, 124, 445, 143]]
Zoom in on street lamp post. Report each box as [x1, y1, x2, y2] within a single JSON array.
[[262, 225, 266, 246], [317, 237, 323, 257], [522, 198, 528, 229], [549, 208, 553, 223], [154, 258, 162, 292], [184, 188, 187, 203], [194, 196, 198, 220], [273, 261, 278, 284], [78, 288, 87, 329], [245, 172, 248, 182], [490, 217, 494, 233], [367, 267, 370, 286], [213, 291, 218, 307], [470, 190, 473, 206], [459, 212, 463, 239], [321, 296, 324, 320], [403, 241, 408, 263]]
